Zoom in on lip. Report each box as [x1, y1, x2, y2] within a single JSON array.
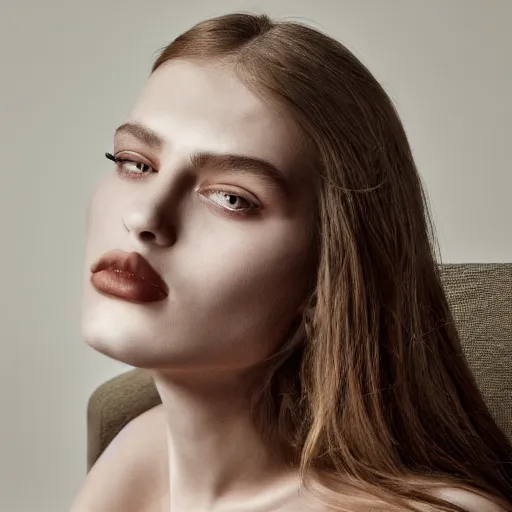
[[90, 250, 169, 303]]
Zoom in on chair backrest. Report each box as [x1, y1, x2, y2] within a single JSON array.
[[87, 263, 512, 471], [439, 263, 511, 440]]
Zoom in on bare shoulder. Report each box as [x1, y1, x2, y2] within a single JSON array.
[[298, 478, 511, 512], [433, 486, 509, 512], [69, 404, 168, 512]]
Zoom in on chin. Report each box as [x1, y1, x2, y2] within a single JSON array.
[[81, 297, 159, 367], [80, 304, 208, 371], [80, 277, 169, 366], [82, 316, 145, 368]]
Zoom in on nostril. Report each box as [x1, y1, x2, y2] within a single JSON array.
[[140, 231, 155, 242]]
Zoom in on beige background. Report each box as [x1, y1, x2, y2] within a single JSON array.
[[0, 1, 510, 510]]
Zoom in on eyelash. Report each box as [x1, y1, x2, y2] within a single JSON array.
[[105, 152, 261, 217]]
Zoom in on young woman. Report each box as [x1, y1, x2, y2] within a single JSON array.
[[71, 12, 512, 512]]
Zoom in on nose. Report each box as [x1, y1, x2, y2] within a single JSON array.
[[121, 160, 195, 248], [122, 203, 176, 247]]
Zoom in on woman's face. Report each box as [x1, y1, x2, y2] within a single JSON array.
[[81, 59, 317, 373]]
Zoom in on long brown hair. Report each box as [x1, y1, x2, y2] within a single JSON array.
[[150, 12, 512, 512]]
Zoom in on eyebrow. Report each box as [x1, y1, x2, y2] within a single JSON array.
[[114, 121, 290, 194]]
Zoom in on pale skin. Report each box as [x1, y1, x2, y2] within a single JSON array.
[[76, 58, 317, 512], [71, 59, 506, 512]]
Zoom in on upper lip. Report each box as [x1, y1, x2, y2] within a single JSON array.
[[90, 250, 169, 295]]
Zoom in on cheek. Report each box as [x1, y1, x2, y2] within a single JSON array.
[[172, 226, 309, 363], [175, 220, 311, 314]]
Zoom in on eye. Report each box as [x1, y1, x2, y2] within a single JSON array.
[[105, 152, 155, 177], [204, 190, 259, 214], [106, 152, 261, 217]]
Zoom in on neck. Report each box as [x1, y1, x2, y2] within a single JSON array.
[[150, 368, 301, 512]]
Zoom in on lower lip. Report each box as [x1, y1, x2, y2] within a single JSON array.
[[90, 268, 168, 303]]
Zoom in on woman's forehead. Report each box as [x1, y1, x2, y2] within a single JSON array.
[[126, 59, 313, 184]]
